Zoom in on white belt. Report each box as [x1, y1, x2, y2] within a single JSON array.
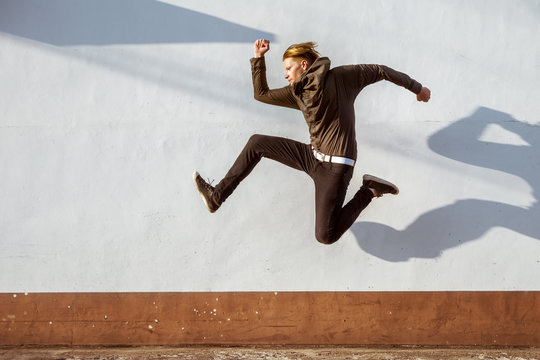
[[312, 147, 355, 167]]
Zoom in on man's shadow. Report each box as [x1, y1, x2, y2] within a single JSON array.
[[351, 107, 539, 261]]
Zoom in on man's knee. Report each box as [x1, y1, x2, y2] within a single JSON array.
[[247, 134, 266, 148], [315, 230, 338, 245]]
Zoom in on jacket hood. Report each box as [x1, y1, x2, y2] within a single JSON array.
[[293, 57, 331, 96]]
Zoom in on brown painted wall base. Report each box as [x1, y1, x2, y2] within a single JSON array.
[[1, 292, 538, 346]]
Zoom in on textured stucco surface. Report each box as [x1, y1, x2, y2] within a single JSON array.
[[0, 0, 539, 292]]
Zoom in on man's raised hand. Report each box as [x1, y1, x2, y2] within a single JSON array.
[[254, 39, 270, 58]]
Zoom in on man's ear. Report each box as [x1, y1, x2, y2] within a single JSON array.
[[301, 59, 309, 71]]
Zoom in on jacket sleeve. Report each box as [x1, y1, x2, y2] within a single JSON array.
[[347, 64, 422, 94], [251, 57, 299, 109]]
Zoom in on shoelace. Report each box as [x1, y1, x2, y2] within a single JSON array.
[[201, 176, 215, 190]]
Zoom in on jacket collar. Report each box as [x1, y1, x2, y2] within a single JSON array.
[[293, 57, 331, 95]]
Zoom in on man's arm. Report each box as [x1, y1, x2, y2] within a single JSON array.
[[251, 39, 299, 109], [350, 64, 430, 102]]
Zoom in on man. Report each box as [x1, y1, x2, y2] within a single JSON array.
[[194, 39, 430, 245]]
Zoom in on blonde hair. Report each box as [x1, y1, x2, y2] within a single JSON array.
[[282, 42, 320, 65]]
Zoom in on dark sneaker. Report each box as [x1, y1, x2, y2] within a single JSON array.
[[193, 172, 220, 213], [362, 174, 399, 197]]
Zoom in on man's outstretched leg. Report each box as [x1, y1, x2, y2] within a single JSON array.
[[193, 134, 315, 213]]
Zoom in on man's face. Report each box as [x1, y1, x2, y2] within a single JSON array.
[[283, 57, 308, 86]]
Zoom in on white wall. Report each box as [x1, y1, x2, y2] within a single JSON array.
[[1, 0, 539, 292]]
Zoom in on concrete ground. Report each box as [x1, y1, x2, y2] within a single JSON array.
[[0, 346, 538, 360]]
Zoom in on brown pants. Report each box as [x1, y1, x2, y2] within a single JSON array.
[[214, 134, 373, 244]]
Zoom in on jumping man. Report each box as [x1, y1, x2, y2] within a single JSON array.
[[194, 39, 431, 244]]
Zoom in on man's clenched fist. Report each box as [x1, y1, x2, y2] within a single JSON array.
[[417, 87, 431, 102], [254, 39, 270, 58]]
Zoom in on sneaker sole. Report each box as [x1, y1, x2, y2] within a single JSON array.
[[363, 174, 399, 195], [193, 171, 217, 213]]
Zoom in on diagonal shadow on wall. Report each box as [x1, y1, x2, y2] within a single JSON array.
[[0, 0, 276, 109], [0, 0, 274, 45], [351, 107, 539, 262]]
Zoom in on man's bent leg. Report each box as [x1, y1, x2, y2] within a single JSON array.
[[313, 163, 353, 244], [313, 164, 374, 244], [335, 186, 374, 236]]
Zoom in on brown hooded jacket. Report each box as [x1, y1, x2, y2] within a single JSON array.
[[250, 56, 422, 160]]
